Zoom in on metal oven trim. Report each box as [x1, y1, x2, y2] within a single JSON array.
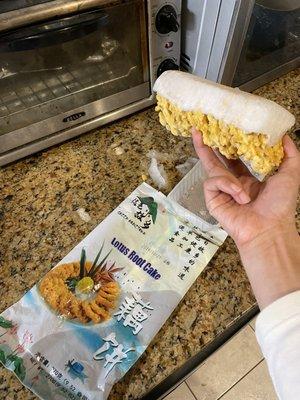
[[0, 94, 155, 166], [256, 0, 300, 11], [0, 82, 150, 154], [238, 56, 300, 91], [0, 0, 132, 33], [216, 0, 255, 86], [139, 0, 150, 84], [205, 0, 237, 82]]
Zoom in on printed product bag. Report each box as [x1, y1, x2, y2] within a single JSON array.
[[0, 183, 226, 400]]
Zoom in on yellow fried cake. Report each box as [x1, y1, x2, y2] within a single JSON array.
[[154, 71, 295, 175]]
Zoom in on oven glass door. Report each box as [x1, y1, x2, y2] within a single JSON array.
[[0, 0, 149, 152], [233, 0, 300, 86]]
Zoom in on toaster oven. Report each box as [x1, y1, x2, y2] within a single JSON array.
[[0, 0, 181, 166]]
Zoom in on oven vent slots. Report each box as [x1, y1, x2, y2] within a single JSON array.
[[180, 53, 191, 71], [181, 52, 191, 61]]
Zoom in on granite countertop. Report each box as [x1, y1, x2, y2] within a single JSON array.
[[0, 69, 299, 400]]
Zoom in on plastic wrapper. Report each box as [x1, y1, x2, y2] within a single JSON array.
[[240, 157, 266, 181], [0, 183, 227, 400], [176, 157, 198, 176], [168, 161, 222, 232]]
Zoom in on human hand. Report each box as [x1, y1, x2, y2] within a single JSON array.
[[192, 128, 300, 249]]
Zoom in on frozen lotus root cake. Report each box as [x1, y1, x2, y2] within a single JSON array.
[[154, 71, 295, 176]]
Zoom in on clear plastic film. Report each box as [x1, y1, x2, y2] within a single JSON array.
[[168, 161, 222, 232], [240, 157, 266, 181]]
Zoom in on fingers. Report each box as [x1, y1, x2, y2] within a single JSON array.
[[192, 128, 254, 205], [279, 135, 300, 182], [192, 128, 251, 178], [283, 135, 300, 159], [204, 176, 251, 212], [192, 128, 225, 175]]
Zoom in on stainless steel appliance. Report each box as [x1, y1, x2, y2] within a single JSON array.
[[181, 0, 299, 90], [0, 0, 181, 166]]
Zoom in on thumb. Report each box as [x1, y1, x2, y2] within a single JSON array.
[[278, 135, 300, 182]]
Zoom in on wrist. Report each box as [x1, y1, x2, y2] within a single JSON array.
[[237, 223, 300, 309], [237, 222, 298, 257]]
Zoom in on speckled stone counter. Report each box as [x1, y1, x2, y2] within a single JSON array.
[[0, 69, 299, 400]]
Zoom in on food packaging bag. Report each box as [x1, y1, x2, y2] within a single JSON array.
[[0, 183, 227, 400]]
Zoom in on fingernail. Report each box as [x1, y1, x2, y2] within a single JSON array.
[[230, 183, 242, 193], [239, 191, 251, 203]]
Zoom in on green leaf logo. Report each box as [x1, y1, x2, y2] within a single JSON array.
[[0, 316, 13, 329], [14, 357, 26, 381], [7, 355, 26, 381], [138, 197, 158, 224], [0, 349, 6, 364]]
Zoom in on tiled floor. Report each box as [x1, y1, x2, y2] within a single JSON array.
[[164, 317, 278, 400]]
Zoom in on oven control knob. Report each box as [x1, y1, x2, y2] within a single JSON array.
[[157, 59, 179, 77], [155, 5, 179, 34]]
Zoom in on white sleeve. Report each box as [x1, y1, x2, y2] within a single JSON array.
[[255, 290, 300, 400]]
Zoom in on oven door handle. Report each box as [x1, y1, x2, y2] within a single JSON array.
[[0, 9, 109, 52], [256, 0, 300, 11]]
